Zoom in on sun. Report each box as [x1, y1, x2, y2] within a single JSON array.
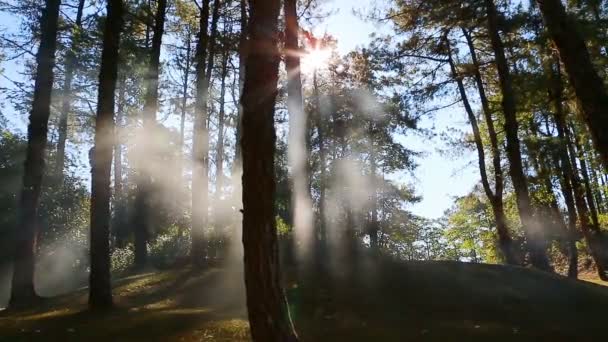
[[301, 47, 331, 74]]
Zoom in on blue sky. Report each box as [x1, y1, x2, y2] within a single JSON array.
[[313, 0, 480, 219]]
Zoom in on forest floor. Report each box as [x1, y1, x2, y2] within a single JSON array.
[[0, 258, 607, 341]]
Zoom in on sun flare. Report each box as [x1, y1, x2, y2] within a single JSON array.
[[301, 47, 331, 74]]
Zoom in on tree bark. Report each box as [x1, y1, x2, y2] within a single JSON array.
[[89, 0, 123, 310], [447, 33, 516, 265], [536, 0, 608, 166], [240, 0, 298, 339], [133, 0, 167, 268], [485, 0, 551, 271], [55, 0, 85, 180], [10, 0, 62, 309]]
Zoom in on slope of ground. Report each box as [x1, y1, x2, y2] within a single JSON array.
[[0, 259, 607, 341]]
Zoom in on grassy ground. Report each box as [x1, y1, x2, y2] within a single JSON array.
[[1, 259, 607, 341]]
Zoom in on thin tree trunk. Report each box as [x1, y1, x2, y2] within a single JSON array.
[[10, 0, 62, 309], [55, 0, 85, 180], [213, 42, 230, 250], [551, 60, 607, 279], [240, 0, 298, 339], [113, 74, 126, 248], [216, 48, 228, 198], [447, 33, 516, 264], [178, 33, 192, 179], [313, 70, 327, 246], [89, 0, 123, 310], [134, 0, 167, 268], [572, 127, 600, 228], [284, 0, 314, 259], [191, 0, 212, 264], [194, 0, 221, 262], [368, 122, 379, 251], [536, 0, 608, 166], [232, 0, 247, 176], [485, 0, 551, 270]]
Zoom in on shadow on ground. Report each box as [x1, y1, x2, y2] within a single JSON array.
[[1, 258, 608, 341]]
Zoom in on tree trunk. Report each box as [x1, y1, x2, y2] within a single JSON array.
[[536, 0, 608, 166], [192, 0, 220, 264], [55, 0, 85, 180], [133, 0, 167, 268], [10, 0, 62, 309], [447, 33, 516, 264], [368, 122, 379, 251], [313, 70, 327, 247], [240, 0, 298, 339], [485, 0, 551, 271], [550, 60, 608, 279], [89, 0, 123, 310], [113, 74, 126, 248], [572, 128, 600, 228], [232, 0, 247, 176], [178, 33, 192, 179], [212, 42, 229, 253], [284, 0, 314, 259]]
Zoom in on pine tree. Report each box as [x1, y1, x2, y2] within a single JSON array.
[[89, 0, 123, 310], [10, 0, 62, 309], [240, 0, 299, 339]]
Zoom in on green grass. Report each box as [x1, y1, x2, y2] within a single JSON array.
[[1, 259, 607, 341]]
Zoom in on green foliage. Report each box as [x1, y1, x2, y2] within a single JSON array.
[[276, 216, 292, 236]]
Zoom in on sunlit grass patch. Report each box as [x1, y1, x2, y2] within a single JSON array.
[[180, 319, 250, 341]]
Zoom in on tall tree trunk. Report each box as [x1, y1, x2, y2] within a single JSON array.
[[134, 0, 167, 268], [284, 0, 314, 258], [212, 42, 229, 252], [572, 128, 600, 228], [550, 60, 608, 279], [313, 70, 327, 247], [536, 0, 608, 166], [528, 120, 572, 266], [485, 0, 551, 271], [192, 0, 220, 264], [178, 33, 192, 180], [232, 0, 247, 176], [89, 0, 123, 310], [552, 149, 579, 278], [447, 33, 516, 264], [113, 74, 126, 248], [368, 122, 379, 251], [191, 0, 210, 263], [216, 47, 229, 199], [55, 0, 85, 181], [10, 0, 62, 309], [240, 0, 298, 339], [587, 149, 606, 214]]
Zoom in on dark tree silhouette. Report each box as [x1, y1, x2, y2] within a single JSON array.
[[240, 0, 299, 339], [485, 0, 551, 271], [89, 0, 123, 310], [55, 0, 85, 181], [191, 0, 211, 264], [10, 0, 62, 309], [536, 0, 608, 166]]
